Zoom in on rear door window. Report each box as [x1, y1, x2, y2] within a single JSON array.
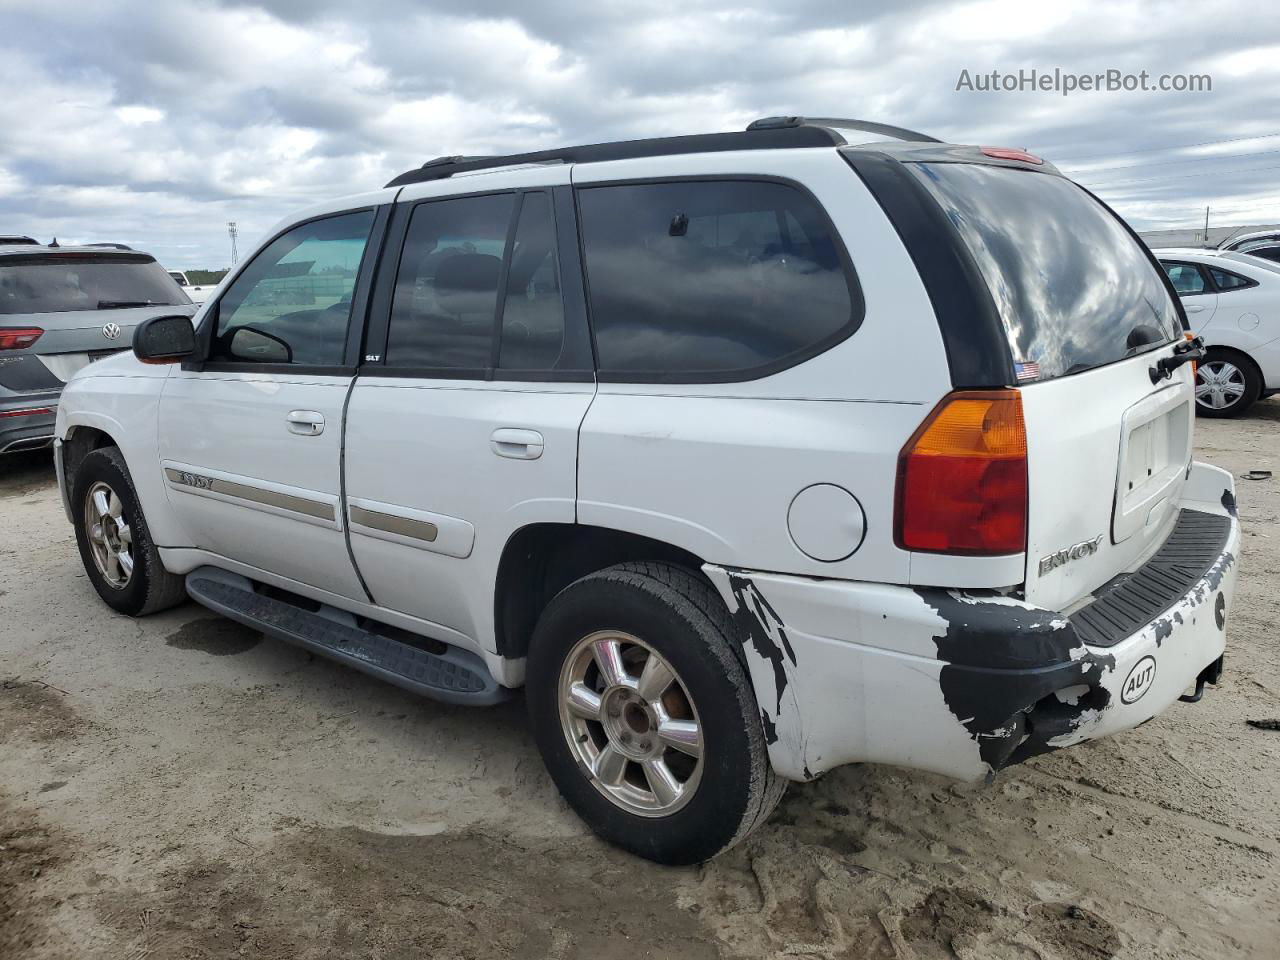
[[384, 191, 579, 376], [911, 163, 1181, 382], [0, 255, 188, 315], [1162, 262, 1209, 295], [576, 180, 861, 381]]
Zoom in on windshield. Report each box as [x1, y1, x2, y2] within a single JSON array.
[[0, 254, 190, 315], [910, 163, 1181, 382]]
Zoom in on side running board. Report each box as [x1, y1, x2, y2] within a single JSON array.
[[185, 567, 510, 706]]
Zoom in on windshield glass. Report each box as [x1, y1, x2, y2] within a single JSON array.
[[910, 163, 1181, 382], [0, 255, 190, 315]]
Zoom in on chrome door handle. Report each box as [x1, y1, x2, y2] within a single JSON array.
[[491, 428, 544, 460], [286, 410, 325, 436]]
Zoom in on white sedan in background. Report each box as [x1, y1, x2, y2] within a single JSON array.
[[167, 270, 216, 305], [1155, 249, 1280, 417]]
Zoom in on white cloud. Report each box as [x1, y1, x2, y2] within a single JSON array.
[[0, 0, 1277, 267]]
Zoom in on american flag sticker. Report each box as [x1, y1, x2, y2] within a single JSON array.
[[1015, 361, 1040, 382]]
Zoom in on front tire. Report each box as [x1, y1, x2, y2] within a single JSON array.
[[1196, 348, 1262, 418], [526, 562, 783, 864], [72, 447, 187, 616]]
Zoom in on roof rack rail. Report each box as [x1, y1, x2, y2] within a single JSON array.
[[0, 235, 38, 245], [747, 116, 940, 143], [385, 124, 845, 188], [85, 242, 134, 251]]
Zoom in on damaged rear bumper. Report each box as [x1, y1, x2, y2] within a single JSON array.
[[704, 461, 1239, 783]]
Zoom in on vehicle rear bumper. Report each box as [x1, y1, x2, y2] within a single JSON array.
[[704, 461, 1239, 783], [0, 391, 58, 454]]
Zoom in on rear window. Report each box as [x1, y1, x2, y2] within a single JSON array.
[[911, 163, 1181, 382], [0, 254, 189, 315]]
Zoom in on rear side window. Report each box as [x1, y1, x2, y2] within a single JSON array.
[[1162, 262, 1207, 295], [912, 163, 1181, 382], [576, 180, 860, 381], [1208, 267, 1253, 292], [0, 255, 188, 315]]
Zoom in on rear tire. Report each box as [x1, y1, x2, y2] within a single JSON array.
[[526, 562, 783, 864], [72, 447, 187, 616], [1195, 348, 1262, 418]]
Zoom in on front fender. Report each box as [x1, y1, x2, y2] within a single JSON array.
[[58, 375, 192, 550]]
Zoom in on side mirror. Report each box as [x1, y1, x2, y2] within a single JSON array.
[[229, 326, 292, 364], [132, 314, 196, 364]]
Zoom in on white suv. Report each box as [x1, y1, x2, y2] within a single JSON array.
[[53, 118, 1240, 864]]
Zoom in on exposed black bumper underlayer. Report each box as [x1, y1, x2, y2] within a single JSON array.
[[917, 508, 1233, 770], [1070, 509, 1232, 647]]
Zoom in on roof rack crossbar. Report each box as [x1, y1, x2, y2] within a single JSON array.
[[747, 116, 940, 144], [385, 125, 845, 188]]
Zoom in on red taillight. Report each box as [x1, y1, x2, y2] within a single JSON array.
[[1185, 331, 1198, 376], [0, 326, 43, 350], [980, 146, 1044, 165], [895, 390, 1028, 555]]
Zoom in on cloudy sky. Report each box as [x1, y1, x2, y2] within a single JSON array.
[[1, 0, 1277, 268]]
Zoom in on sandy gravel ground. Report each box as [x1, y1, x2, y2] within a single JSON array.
[[3, 406, 1280, 960]]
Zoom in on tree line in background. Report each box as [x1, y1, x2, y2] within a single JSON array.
[[187, 269, 229, 285]]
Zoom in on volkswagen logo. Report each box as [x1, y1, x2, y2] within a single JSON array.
[[102, 322, 122, 340]]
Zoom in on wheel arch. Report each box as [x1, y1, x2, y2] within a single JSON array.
[[60, 409, 189, 548], [493, 523, 712, 660]]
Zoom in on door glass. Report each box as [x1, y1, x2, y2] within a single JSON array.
[[1162, 262, 1207, 295], [211, 210, 375, 366], [386, 193, 516, 370]]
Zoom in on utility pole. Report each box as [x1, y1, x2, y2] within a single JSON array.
[[1203, 206, 1210, 244], [227, 221, 239, 266]]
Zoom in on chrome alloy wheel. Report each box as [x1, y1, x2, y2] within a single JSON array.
[[1196, 360, 1247, 411], [84, 481, 134, 588], [558, 631, 704, 817]]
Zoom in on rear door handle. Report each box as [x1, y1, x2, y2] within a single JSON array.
[[491, 428, 544, 460], [1185, 304, 1206, 313], [286, 410, 325, 436]]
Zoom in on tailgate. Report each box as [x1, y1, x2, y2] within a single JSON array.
[[1021, 349, 1194, 610]]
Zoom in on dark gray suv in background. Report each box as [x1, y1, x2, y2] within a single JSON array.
[[0, 242, 195, 454]]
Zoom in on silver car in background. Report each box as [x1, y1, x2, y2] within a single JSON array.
[[0, 243, 195, 454]]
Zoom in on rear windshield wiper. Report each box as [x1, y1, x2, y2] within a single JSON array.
[[97, 299, 156, 309]]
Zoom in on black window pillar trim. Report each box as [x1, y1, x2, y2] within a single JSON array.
[[840, 150, 1016, 389], [487, 193, 526, 377]]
